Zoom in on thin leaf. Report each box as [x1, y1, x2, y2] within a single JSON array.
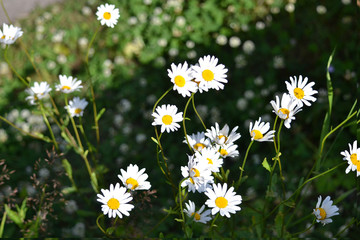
[[262, 158, 271, 172], [96, 108, 106, 122], [4, 205, 22, 227], [0, 211, 6, 238]]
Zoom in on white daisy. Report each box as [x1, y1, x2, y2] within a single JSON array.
[[286, 75, 318, 107], [168, 61, 198, 97], [218, 143, 239, 159], [25, 82, 52, 105], [340, 140, 360, 177], [96, 183, 134, 218], [194, 147, 223, 173], [184, 131, 211, 152], [152, 104, 183, 133], [96, 3, 120, 28], [184, 200, 212, 224], [313, 195, 339, 225], [205, 122, 241, 146], [65, 97, 88, 117], [191, 55, 228, 92], [249, 117, 276, 142], [0, 23, 23, 45], [118, 164, 151, 191], [55, 75, 83, 93], [205, 183, 242, 218], [270, 93, 302, 129]]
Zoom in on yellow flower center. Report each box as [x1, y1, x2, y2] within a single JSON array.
[[191, 168, 200, 177], [219, 148, 228, 156], [1, 35, 5, 39], [107, 198, 120, 210], [74, 108, 82, 114], [103, 12, 111, 20], [202, 69, 214, 81], [251, 129, 263, 140], [192, 212, 201, 221], [278, 108, 290, 119], [316, 207, 327, 220], [174, 75, 186, 87], [62, 85, 71, 90], [215, 197, 228, 208], [162, 115, 173, 125], [218, 135, 228, 143], [294, 88, 305, 99], [126, 177, 139, 190], [193, 143, 206, 151], [350, 153, 360, 171], [207, 158, 213, 164]]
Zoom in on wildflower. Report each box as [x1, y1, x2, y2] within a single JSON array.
[[205, 123, 241, 146], [313, 195, 339, 225], [184, 200, 212, 224], [96, 3, 120, 28], [218, 143, 239, 158], [340, 140, 360, 176], [97, 183, 134, 218], [168, 62, 198, 97], [152, 104, 183, 133], [205, 183, 242, 218], [194, 147, 223, 173], [184, 132, 211, 152], [65, 97, 88, 117], [118, 164, 151, 191], [249, 117, 276, 142], [242, 40, 255, 54], [270, 93, 302, 129], [0, 23, 23, 45], [25, 82, 52, 105], [191, 55, 228, 92], [55, 75, 82, 93], [285, 75, 318, 107]]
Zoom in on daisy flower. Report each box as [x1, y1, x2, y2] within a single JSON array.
[[65, 97, 88, 117], [55, 75, 83, 93], [205, 183, 242, 218], [286, 75, 318, 107], [249, 117, 276, 142], [184, 200, 212, 224], [205, 122, 241, 146], [25, 82, 52, 105], [313, 195, 339, 225], [270, 93, 302, 129], [191, 55, 228, 92], [118, 164, 151, 191], [184, 131, 211, 152], [168, 61, 198, 97], [340, 140, 360, 177], [218, 143, 239, 159], [194, 147, 223, 173], [96, 3, 120, 28], [0, 23, 23, 45], [152, 104, 183, 133], [96, 183, 134, 218]]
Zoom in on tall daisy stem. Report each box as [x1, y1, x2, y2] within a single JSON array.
[[191, 94, 207, 130], [39, 102, 58, 151], [235, 141, 254, 190], [183, 94, 194, 152], [4, 46, 29, 86]]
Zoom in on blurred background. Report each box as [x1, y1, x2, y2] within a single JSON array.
[[0, 0, 358, 238]]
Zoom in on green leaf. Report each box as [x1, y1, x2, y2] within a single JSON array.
[[62, 186, 77, 195], [326, 48, 335, 117], [185, 225, 193, 238], [262, 158, 271, 172], [96, 108, 106, 122], [275, 211, 284, 237], [90, 172, 99, 193], [106, 226, 115, 235], [334, 188, 357, 205], [151, 137, 159, 145], [0, 211, 6, 238], [283, 200, 295, 208], [18, 199, 27, 221], [159, 232, 164, 238], [62, 159, 73, 180], [4, 205, 22, 227], [174, 218, 184, 222]]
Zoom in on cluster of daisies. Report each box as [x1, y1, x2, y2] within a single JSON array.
[[25, 75, 88, 117], [96, 164, 151, 218]]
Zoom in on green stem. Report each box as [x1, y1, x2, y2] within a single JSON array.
[[65, 96, 83, 150], [152, 87, 173, 113], [0, 0, 12, 23], [236, 141, 254, 189], [96, 214, 113, 238], [39, 102, 58, 150], [4, 46, 29, 86], [183, 94, 194, 152], [291, 221, 315, 237], [178, 178, 188, 230], [272, 115, 278, 152], [191, 94, 206, 130], [210, 213, 220, 236]]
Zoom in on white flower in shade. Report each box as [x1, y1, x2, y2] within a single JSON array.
[[184, 200, 212, 224], [96, 183, 134, 218], [191, 55, 228, 92], [65, 97, 88, 117], [313, 195, 339, 225], [25, 82, 52, 105], [152, 104, 183, 133], [55, 75, 83, 93], [205, 123, 241, 146], [168, 61, 198, 97], [0, 23, 23, 45], [205, 183, 242, 218], [340, 140, 360, 177], [118, 164, 151, 191], [96, 3, 120, 28], [218, 143, 239, 158], [249, 117, 276, 142], [181, 155, 213, 193], [286, 75, 318, 107], [194, 147, 223, 173], [184, 132, 211, 152], [270, 93, 302, 129]]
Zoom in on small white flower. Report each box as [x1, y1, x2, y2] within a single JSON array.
[[313, 195, 339, 225], [65, 97, 88, 117], [270, 93, 302, 129], [340, 140, 360, 177], [194, 147, 223, 173], [168, 62, 198, 97], [286, 75, 318, 107], [242, 40, 255, 54], [205, 183, 242, 218], [184, 132, 211, 152], [25, 82, 52, 105], [118, 164, 151, 191], [184, 200, 212, 224], [56, 75, 83, 93], [205, 122, 241, 146], [218, 143, 239, 158], [97, 183, 134, 218], [0, 23, 23, 45], [152, 104, 183, 133], [249, 117, 276, 142], [96, 3, 120, 28]]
